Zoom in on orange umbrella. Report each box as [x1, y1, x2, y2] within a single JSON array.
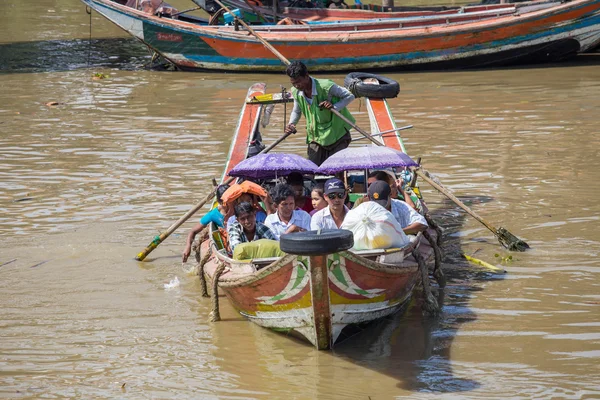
[[221, 181, 267, 207]]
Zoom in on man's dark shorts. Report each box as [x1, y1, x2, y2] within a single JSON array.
[[307, 129, 351, 166]]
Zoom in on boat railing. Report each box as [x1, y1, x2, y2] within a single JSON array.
[[242, 6, 520, 32]]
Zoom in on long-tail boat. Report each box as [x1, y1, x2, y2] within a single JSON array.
[[81, 0, 600, 71], [196, 80, 443, 350]]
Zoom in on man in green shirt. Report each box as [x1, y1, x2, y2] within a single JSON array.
[[284, 61, 356, 166]]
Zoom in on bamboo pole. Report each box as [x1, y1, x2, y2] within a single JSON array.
[[212, 0, 290, 66], [135, 130, 294, 261], [328, 107, 529, 251]]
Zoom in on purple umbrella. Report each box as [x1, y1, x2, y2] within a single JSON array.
[[229, 153, 318, 179], [316, 146, 419, 174]]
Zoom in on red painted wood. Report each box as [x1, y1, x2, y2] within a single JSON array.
[[222, 83, 266, 182]]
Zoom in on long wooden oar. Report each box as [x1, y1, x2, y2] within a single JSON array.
[[135, 130, 294, 261], [329, 107, 529, 251], [211, 0, 291, 66]]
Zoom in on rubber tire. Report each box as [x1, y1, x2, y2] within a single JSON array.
[[344, 72, 400, 99], [280, 229, 354, 256]]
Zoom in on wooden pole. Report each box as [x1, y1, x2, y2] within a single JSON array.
[[330, 107, 529, 251], [212, 0, 291, 66], [135, 130, 294, 261], [309, 255, 332, 350]]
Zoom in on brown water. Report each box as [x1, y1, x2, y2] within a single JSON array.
[[1, 1, 600, 398]]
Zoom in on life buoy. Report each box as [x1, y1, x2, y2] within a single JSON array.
[[344, 72, 400, 99], [280, 229, 354, 256]]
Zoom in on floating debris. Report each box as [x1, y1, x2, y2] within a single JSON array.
[[92, 72, 110, 80], [30, 260, 50, 269], [0, 259, 17, 268], [462, 253, 506, 273], [14, 197, 34, 202]]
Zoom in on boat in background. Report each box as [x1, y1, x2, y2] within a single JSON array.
[[82, 0, 600, 71], [197, 80, 442, 350]]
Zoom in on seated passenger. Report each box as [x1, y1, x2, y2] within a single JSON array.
[[311, 178, 349, 230], [367, 170, 417, 211], [221, 182, 270, 227], [287, 172, 314, 214], [182, 184, 229, 262], [226, 192, 268, 228], [309, 183, 327, 216], [228, 202, 276, 252], [367, 181, 428, 235], [264, 183, 311, 239]]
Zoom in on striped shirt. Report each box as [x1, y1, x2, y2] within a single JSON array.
[[227, 221, 276, 251]]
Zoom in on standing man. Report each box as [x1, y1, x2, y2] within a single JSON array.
[[284, 61, 356, 166]]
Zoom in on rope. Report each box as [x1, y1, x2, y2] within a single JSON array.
[[412, 249, 439, 316], [192, 227, 211, 296], [197, 247, 212, 298], [424, 213, 443, 247], [209, 262, 227, 322], [345, 77, 362, 98], [422, 230, 446, 288]]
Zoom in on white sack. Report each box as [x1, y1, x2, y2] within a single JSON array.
[[341, 202, 409, 250]]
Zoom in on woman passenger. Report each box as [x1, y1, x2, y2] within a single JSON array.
[[310, 183, 327, 216]]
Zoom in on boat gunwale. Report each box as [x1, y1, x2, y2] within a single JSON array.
[[206, 229, 425, 290]]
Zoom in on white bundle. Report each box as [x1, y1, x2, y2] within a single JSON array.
[[341, 202, 409, 251]]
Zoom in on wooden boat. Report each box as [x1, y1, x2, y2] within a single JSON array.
[[81, 0, 600, 71], [197, 81, 442, 350]]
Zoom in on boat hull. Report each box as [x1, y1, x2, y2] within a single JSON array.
[[202, 238, 434, 349], [82, 0, 600, 71]]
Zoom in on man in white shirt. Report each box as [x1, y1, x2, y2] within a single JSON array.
[[367, 181, 428, 235], [311, 178, 349, 230], [264, 183, 312, 240]]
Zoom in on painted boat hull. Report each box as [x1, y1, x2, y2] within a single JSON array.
[[202, 235, 436, 349], [82, 0, 600, 71]]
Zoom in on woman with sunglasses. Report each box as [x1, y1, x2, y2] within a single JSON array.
[[310, 178, 349, 230]]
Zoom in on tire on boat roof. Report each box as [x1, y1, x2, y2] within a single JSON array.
[[280, 229, 354, 256], [344, 72, 400, 99]]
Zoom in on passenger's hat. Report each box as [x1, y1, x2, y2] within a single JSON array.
[[368, 180, 391, 207], [324, 178, 346, 194]]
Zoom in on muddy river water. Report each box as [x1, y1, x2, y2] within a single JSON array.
[[1, 1, 599, 398]]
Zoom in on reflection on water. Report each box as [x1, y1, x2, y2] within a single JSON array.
[[0, 38, 151, 74], [1, 0, 600, 398]]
